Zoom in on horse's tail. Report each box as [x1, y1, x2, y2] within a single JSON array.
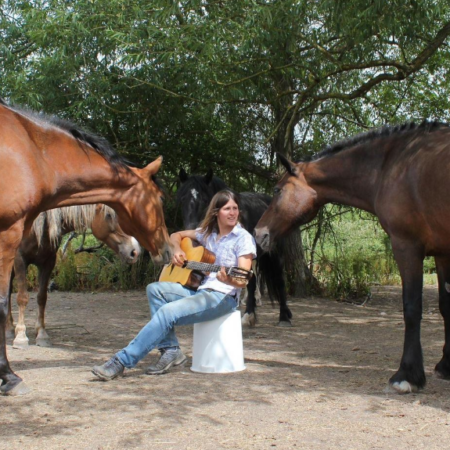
[[256, 240, 287, 307]]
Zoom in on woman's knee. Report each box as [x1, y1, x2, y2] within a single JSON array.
[[146, 282, 158, 297]]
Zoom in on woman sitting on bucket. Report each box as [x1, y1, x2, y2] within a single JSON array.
[[92, 189, 256, 380]]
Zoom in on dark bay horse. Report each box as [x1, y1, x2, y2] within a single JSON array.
[[0, 101, 171, 395], [255, 121, 450, 394], [6, 204, 141, 349], [178, 169, 292, 327]]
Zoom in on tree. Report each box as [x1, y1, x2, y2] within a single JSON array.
[[2, 0, 450, 294]]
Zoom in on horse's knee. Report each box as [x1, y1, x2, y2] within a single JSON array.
[[16, 292, 29, 308]]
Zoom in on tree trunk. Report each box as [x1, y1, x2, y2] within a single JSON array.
[[282, 230, 320, 297]]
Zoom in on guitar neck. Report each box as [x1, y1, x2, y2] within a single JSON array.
[[181, 260, 252, 281], [185, 261, 224, 273]]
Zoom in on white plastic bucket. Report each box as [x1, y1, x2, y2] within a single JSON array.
[[191, 310, 246, 373]]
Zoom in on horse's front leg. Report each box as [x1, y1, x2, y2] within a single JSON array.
[[0, 225, 29, 395], [434, 256, 450, 378], [242, 275, 257, 328], [35, 254, 56, 347], [390, 242, 425, 393], [12, 252, 30, 349]]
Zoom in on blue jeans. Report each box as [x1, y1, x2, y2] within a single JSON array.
[[116, 282, 237, 368]]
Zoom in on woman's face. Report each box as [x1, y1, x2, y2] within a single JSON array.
[[217, 198, 239, 230]]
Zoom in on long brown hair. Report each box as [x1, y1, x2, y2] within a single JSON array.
[[199, 190, 240, 240]]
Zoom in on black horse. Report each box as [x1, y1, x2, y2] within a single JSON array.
[[177, 168, 292, 327]]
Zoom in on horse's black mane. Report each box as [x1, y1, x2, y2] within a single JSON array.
[[3, 99, 129, 169], [51, 116, 130, 169], [308, 120, 450, 162]]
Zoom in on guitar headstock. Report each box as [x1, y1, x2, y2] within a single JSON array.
[[226, 267, 254, 280]]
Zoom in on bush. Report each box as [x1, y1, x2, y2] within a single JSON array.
[[46, 236, 161, 292], [303, 207, 410, 301]]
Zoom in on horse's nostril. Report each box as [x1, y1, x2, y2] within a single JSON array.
[[131, 249, 137, 258], [255, 229, 270, 251]]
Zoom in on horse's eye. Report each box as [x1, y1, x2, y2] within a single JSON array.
[[274, 187, 281, 195]]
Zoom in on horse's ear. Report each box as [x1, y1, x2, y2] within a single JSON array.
[[204, 168, 214, 185], [277, 153, 296, 176], [179, 168, 189, 183], [143, 156, 163, 176]]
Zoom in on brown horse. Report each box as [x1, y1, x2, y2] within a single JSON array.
[[255, 121, 450, 394], [0, 101, 171, 395], [6, 204, 141, 349]]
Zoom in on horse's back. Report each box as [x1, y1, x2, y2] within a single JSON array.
[[376, 128, 450, 253]]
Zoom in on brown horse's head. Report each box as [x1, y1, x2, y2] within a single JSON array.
[[91, 205, 141, 264], [255, 154, 319, 252], [111, 157, 172, 265]]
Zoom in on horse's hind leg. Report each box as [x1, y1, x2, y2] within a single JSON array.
[[0, 225, 29, 395], [265, 253, 292, 327], [12, 252, 30, 349], [5, 272, 15, 340], [434, 256, 450, 379], [35, 254, 56, 347], [242, 276, 257, 328], [255, 273, 262, 306]]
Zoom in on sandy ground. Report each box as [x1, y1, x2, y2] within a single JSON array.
[[3, 285, 450, 450]]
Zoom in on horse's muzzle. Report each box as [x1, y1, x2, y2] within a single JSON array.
[[254, 226, 271, 253], [151, 243, 173, 266]]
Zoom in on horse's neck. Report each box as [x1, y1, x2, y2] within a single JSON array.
[[307, 146, 385, 213], [43, 155, 133, 211]]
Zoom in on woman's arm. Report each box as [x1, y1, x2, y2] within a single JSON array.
[[170, 230, 198, 267], [216, 253, 253, 288]]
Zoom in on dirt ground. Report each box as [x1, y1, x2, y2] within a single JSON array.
[[3, 285, 450, 450]]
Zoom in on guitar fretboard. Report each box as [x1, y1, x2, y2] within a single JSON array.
[[185, 261, 224, 273], [184, 261, 252, 280]]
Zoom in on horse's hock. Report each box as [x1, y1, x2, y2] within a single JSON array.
[[191, 310, 246, 373]]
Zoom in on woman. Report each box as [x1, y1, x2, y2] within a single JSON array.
[[92, 189, 256, 380]]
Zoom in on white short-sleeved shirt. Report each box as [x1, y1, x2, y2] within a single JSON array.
[[195, 223, 257, 296]]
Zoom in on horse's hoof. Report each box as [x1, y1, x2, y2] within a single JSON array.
[[434, 369, 450, 380], [389, 380, 418, 394], [12, 339, 29, 349], [277, 320, 292, 327], [36, 339, 52, 348], [241, 313, 256, 328], [0, 380, 30, 396], [435, 359, 450, 379]]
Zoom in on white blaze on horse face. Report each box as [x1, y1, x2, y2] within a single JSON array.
[[190, 188, 199, 201], [131, 237, 141, 255]]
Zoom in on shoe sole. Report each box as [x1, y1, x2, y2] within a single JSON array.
[[91, 368, 124, 381], [145, 355, 187, 375]]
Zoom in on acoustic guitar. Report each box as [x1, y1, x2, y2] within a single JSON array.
[[159, 237, 253, 289]]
